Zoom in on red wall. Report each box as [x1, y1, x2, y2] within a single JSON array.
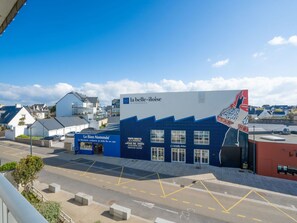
[[256, 141, 297, 181]]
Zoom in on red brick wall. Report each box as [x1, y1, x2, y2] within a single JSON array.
[[256, 141, 297, 181]]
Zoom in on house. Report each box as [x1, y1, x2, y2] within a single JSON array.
[[31, 117, 89, 137], [0, 104, 35, 140], [0, 104, 35, 128], [56, 92, 99, 118], [56, 92, 107, 129], [25, 104, 50, 119], [257, 109, 272, 119]]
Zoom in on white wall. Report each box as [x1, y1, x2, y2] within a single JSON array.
[[5, 126, 27, 140], [9, 107, 35, 127], [48, 129, 64, 136], [56, 93, 82, 117]]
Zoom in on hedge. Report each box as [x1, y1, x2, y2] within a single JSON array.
[[0, 162, 17, 172]]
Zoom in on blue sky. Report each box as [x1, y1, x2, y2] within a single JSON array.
[[0, 0, 297, 105]]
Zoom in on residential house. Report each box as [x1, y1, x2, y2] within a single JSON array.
[[26, 104, 50, 119], [56, 92, 107, 129], [0, 104, 35, 140], [31, 117, 89, 137]]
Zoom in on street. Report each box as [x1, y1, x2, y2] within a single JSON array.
[[1, 139, 297, 223]]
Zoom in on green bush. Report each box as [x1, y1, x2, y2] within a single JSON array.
[[17, 135, 42, 140], [0, 162, 17, 172], [34, 201, 61, 223], [22, 190, 41, 204]]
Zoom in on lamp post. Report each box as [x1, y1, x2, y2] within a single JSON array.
[[253, 125, 256, 174], [29, 126, 33, 156]]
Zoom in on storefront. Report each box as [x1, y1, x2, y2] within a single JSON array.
[[74, 132, 120, 157]]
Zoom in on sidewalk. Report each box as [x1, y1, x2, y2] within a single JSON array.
[[55, 151, 297, 196], [34, 181, 150, 223]]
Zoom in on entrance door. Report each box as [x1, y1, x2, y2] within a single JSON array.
[[93, 144, 103, 155]]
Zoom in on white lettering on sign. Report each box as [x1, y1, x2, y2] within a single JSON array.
[[125, 137, 144, 149]]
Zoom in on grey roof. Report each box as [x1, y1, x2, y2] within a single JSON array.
[[0, 106, 22, 124], [55, 116, 88, 127], [87, 97, 98, 106], [37, 118, 64, 131], [80, 123, 120, 135], [249, 134, 297, 144]]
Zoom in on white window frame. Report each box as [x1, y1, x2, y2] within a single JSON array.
[[151, 147, 165, 161], [150, 130, 164, 143], [171, 130, 186, 144], [171, 148, 186, 162], [194, 149, 209, 164], [194, 131, 210, 145]]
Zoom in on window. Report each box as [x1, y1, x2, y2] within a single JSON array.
[[194, 131, 210, 145], [151, 147, 164, 161], [172, 148, 186, 162], [151, 130, 164, 143], [194, 149, 209, 164], [80, 142, 92, 151], [171, 130, 186, 144]]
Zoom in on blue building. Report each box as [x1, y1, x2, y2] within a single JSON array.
[[120, 90, 249, 167]]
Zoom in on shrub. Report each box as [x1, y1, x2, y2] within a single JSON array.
[[0, 162, 17, 172], [12, 156, 44, 191], [34, 201, 61, 223], [22, 190, 41, 204]]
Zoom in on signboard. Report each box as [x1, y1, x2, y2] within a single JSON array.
[[125, 137, 144, 149]]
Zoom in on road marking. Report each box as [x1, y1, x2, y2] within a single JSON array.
[[252, 218, 262, 222], [254, 191, 297, 223], [226, 189, 253, 212], [140, 190, 147, 194], [164, 183, 194, 198], [182, 201, 190, 204], [200, 181, 227, 212], [171, 198, 178, 201], [150, 193, 157, 196], [221, 210, 230, 214], [195, 204, 202, 208], [117, 166, 124, 185], [208, 207, 216, 211], [80, 160, 96, 176], [157, 172, 166, 197], [237, 214, 246, 218]]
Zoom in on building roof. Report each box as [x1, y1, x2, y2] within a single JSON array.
[[55, 116, 88, 127], [87, 97, 98, 106], [0, 0, 26, 35], [249, 134, 297, 144], [0, 105, 22, 124], [37, 118, 64, 131]]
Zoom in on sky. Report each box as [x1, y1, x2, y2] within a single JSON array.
[[0, 0, 297, 106]]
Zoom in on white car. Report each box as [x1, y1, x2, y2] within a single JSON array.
[[66, 131, 77, 137], [59, 135, 65, 141]]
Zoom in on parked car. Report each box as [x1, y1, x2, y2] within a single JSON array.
[[66, 131, 77, 137], [42, 135, 60, 141], [59, 135, 65, 141]]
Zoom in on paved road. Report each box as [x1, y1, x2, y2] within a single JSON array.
[[1, 140, 297, 223]]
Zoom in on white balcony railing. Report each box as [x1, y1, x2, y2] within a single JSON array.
[[0, 174, 47, 223]]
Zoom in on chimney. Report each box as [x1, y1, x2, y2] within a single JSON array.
[[15, 104, 22, 108]]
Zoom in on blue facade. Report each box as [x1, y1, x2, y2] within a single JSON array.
[[120, 115, 246, 166], [75, 133, 120, 157]]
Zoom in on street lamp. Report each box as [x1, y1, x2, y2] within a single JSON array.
[[29, 126, 33, 156], [253, 125, 256, 174]]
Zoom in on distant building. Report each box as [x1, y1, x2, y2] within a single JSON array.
[[56, 92, 107, 129], [111, 99, 120, 116], [26, 104, 50, 119]]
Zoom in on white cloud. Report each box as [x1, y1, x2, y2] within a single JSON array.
[[268, 36, 287, 45], [288, 35, 297, 46], [252, 52, 264, 58], [212, 59, 229, 68], [1, 77, 297, 106], [268, 35, 297, 46]]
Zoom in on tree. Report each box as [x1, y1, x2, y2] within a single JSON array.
[[12, 155, 44, 191]]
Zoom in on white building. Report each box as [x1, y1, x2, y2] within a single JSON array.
[[31, 117, 89, 137]]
